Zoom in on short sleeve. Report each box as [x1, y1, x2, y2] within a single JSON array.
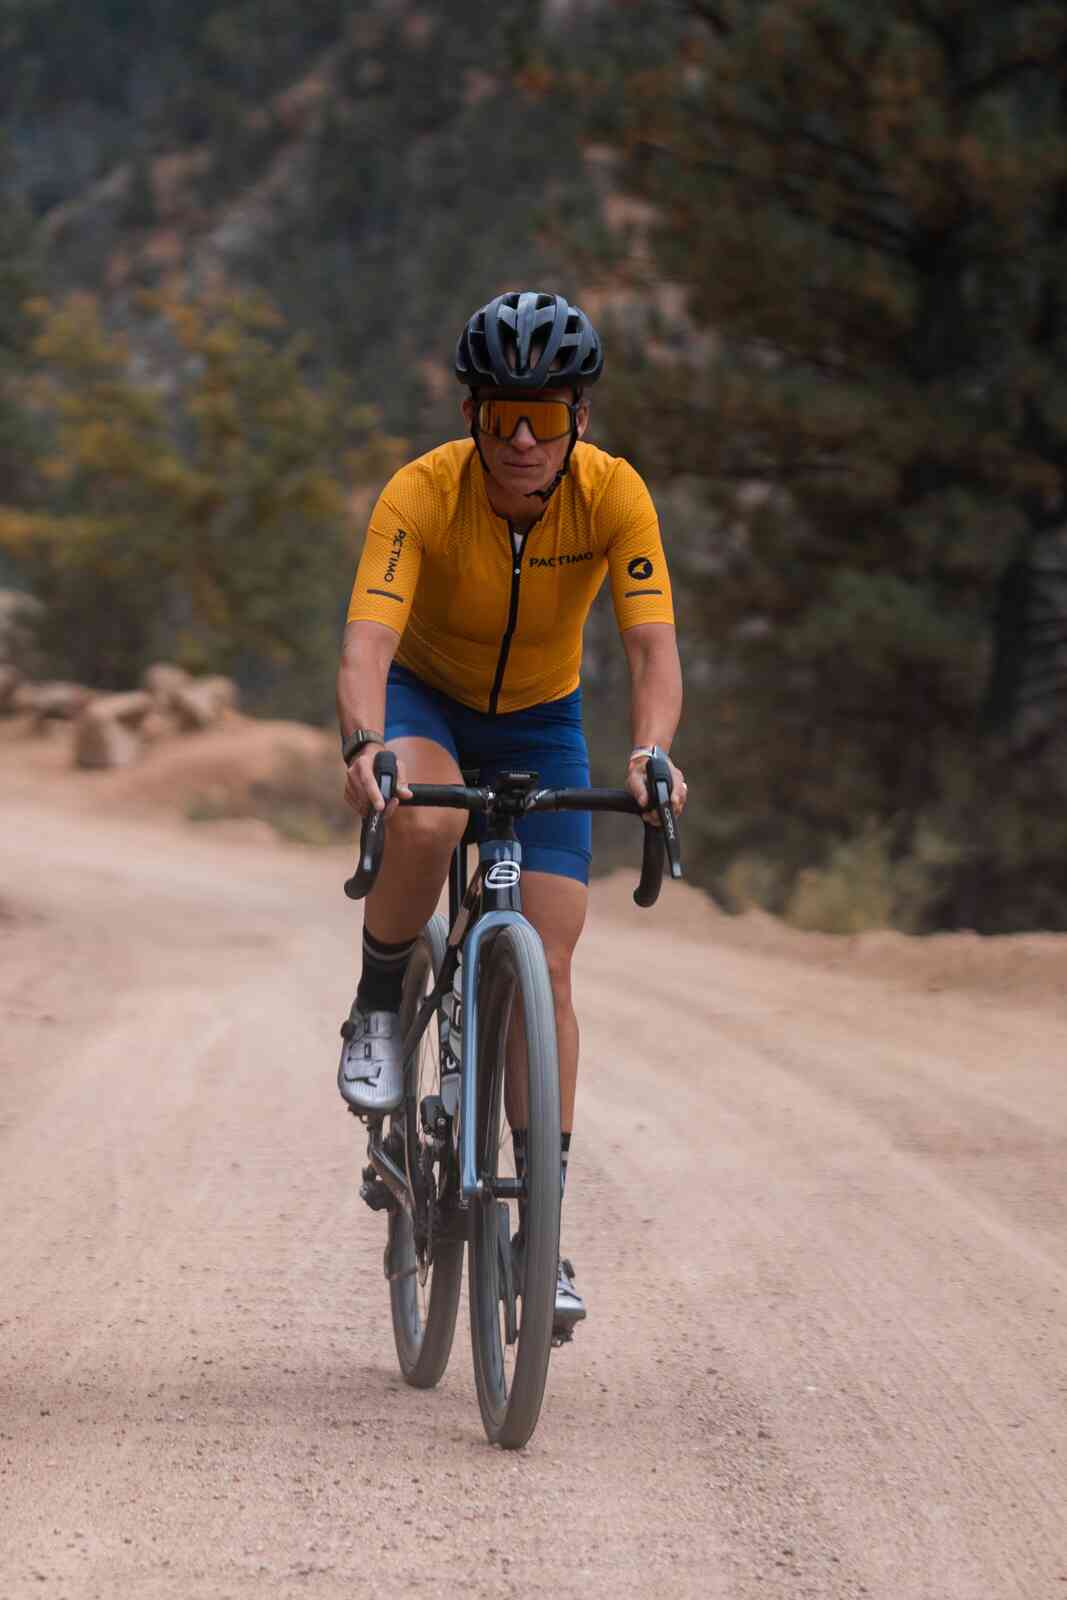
[[346, 473, 425, 635], [598, 459, 675, 631]]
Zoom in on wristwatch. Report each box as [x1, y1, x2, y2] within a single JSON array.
[[342, 727, 385, 766]]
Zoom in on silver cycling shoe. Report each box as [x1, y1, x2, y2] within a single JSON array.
[[338, 1006, 403, 1114], [554, 1257, 586, 1335]]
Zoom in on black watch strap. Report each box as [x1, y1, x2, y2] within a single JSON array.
[[342, 727, 385, 766]]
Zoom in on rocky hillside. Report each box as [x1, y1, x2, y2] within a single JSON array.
[[5, 0, 612, 451]]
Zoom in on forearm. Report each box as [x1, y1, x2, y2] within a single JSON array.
[[336, 620, 399, 740], [624, 625, 683, 753]]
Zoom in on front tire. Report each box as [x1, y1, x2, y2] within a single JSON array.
[[468, 921, 561, 1449], [388, 914, 464, 1388]]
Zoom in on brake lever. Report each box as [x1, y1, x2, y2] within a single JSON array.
[[646, 750, 682, 880], [344, 749, 397, 900]]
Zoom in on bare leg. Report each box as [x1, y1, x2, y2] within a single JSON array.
[[508, 871, 588, 1135], [363, 737, 466, 944]]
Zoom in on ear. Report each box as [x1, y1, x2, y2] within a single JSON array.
[[575, 400, 590, 440], [462, 395, 475, 426]]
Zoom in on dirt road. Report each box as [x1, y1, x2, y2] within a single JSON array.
[[2, 725, 1066, 1599]]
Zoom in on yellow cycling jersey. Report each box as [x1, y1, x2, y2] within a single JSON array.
[[346, 438, 674, 714]]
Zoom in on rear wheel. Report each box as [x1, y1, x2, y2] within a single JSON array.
[[468, 921, 561, 1449], [388, 914, 464, 1388]]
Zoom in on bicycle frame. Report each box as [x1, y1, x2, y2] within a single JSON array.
[[449, 832, 530, 1203], [348, 750, 680, 1231], [363, 788, 537, 1218]]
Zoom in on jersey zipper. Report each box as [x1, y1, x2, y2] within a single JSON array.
[[487, 523, 531, 715]]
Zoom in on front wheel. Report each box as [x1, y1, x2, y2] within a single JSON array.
[[388, 914, 464, 1388], [468, 921, 561, 1449]]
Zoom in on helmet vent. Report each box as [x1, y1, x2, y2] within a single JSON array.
[[455, 291, 604, 391]]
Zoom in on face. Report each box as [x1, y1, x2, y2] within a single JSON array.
[[463, 387, 589, 500]]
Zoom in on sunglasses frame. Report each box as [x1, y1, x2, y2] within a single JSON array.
[[475, 396, 583, 444]]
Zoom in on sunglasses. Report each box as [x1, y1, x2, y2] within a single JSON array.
[[476, 398, 579, 443]]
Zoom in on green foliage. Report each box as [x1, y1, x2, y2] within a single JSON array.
[[7, 0, 1067, 926], [0, 138, 39, 503], [258, 3, 601, 446], [0, 290, 394, 719], [561, 0, 1067, 930]]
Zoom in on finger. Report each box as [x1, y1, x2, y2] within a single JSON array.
[[343, 767, 367, 814]]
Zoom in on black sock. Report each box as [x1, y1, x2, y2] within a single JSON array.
[[511, 1130, 572, 1200], [356, 927, 416, 1013]]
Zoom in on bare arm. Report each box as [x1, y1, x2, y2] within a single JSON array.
[[620, 622, 686, 815], [337, 618, 397, 739], [621, 622, 683, 752], [337, 619, 407, 815]]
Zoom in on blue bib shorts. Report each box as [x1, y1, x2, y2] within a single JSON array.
[[384, 663, 592, 884]]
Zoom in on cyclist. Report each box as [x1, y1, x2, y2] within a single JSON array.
[[337, 290, 686, 1335]]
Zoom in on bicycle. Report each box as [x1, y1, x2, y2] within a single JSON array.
[[342, 748, 682, 1449]]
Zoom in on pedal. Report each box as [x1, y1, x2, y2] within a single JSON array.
[[360, 1164, 396, 1214], [382, 1125, 405, 1163], [420, 1094, 450, 1138]]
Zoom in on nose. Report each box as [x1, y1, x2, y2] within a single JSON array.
[[509, 419, 538, 450]]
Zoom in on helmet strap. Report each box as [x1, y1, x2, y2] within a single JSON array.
[[525, 423, 578, 503], [469, 386, 583, 506], [468, 406, 504, 497]]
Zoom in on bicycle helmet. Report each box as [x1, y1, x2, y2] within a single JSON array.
[[455, 291, 604, 392], [456, 291, 603, 504]]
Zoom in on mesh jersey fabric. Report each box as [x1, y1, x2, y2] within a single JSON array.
[[345, 438, 675, 714]]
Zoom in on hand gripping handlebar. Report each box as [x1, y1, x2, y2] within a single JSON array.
[[634, 748, 682, 907], [344, 747, 683, 906]]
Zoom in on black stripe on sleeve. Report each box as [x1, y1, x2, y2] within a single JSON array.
[[624, 588, 664, 598], [367, 588, 406, 603]]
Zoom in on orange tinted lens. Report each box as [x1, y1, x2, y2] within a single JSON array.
[[478, 400, 572, 441]]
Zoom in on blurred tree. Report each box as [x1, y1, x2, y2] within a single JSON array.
[[0, 136, 38, 513], [564, 0, 1067, 930], [0, 290, 398, 718]]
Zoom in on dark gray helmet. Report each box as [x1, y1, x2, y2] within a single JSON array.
[[455, 291, 604, 391]]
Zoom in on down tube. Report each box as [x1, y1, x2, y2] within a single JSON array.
[[459, 910, 540, 1201]]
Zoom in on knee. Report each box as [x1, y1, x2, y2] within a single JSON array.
[[389, 803, 465, 861], [541, 943, 575, 1008]]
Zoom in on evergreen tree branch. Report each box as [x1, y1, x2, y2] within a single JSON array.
[[963, 52, 1060, 101], [902, 0, 960, 63], [684, 1, 732, 37], [809, 13, 872, 99]]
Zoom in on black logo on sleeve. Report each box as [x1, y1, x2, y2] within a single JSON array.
[[624, 553, 663, 599], [384, 528, 408, 583], [366, 527, 409, 602]]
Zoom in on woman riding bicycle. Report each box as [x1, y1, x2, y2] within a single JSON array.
[[336, 289, 687, 1335]]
